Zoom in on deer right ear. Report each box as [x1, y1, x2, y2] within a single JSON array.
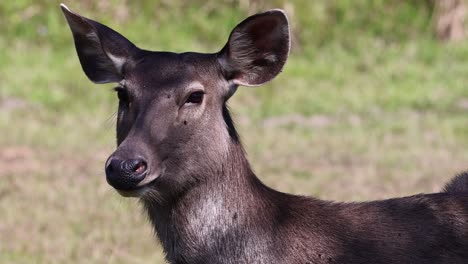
[[60, 4, 138, 84], [218, 9, 290, 87]]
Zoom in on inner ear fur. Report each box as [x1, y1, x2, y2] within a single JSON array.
[[60, 4, 138, 84], [218, 9, 290, 87]]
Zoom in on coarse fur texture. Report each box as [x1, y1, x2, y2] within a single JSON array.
[[61, 4, 468, 264], [443, 172, 468, 193]]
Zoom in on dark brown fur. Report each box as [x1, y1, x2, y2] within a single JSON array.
[[444, 172, 468, 193], [61, 5, 468, 263]]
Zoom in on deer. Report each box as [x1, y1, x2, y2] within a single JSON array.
[[60, 4, 468, 264]]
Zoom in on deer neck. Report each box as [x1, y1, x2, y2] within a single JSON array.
[[143, 140, 277, 262]]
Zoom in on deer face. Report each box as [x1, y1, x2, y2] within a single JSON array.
[[106, 52, 236, 199], [61, 4, 290, 199]]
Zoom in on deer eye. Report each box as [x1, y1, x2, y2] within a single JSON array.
[[185, 91, 204, 105]]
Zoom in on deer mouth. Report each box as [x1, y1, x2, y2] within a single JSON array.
[[115, 172, 160, 197]]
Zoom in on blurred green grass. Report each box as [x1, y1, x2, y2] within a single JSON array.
[[1, 1, 467, 263]]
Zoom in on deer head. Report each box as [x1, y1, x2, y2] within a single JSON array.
[[61, 4, 290, 201]]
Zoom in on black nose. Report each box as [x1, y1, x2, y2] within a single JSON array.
[[105, 158, 148, 190]]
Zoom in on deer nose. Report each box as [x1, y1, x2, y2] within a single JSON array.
[[105, 157, 148, 190]]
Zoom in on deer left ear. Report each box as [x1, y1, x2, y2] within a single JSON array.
[[218, 9, 290, 87], [60, 4, 138, 84]]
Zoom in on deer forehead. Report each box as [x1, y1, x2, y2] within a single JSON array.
[[123, 52, 221, 94]]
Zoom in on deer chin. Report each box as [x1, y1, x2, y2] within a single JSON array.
[[115, 173, 160, 197]]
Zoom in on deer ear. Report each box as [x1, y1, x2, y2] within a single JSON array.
[[60, 4, 138, 84], [218, 9, 290, 87]]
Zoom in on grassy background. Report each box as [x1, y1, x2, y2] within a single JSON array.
[[1, 0, 467, 263]]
